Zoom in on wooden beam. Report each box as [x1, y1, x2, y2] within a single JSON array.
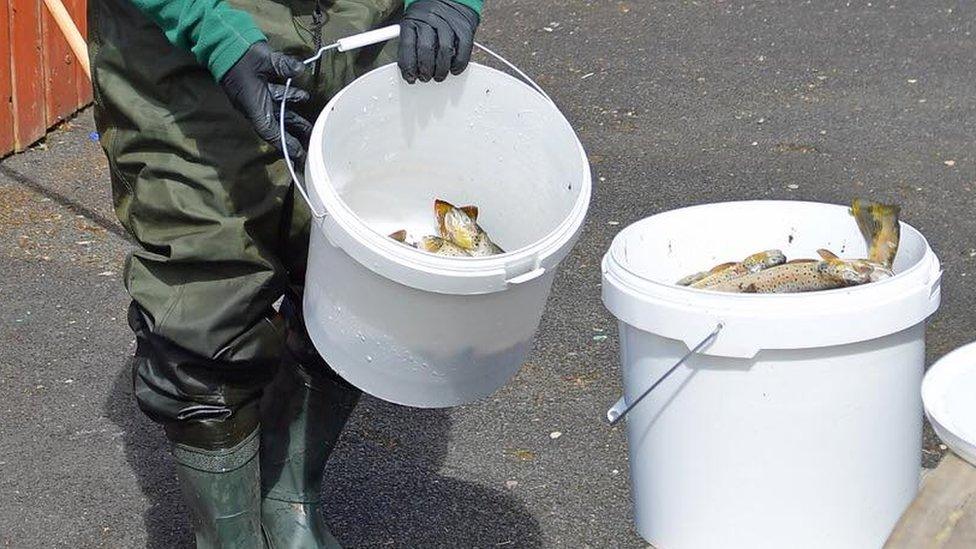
[[885, 452, 976, 548]]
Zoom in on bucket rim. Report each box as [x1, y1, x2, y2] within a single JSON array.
[[305, 62, 591, 293], [600, 200, 942, 357], [605, 200, 933, 300]]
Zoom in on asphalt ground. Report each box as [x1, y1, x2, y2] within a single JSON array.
[[2, 1, 976, 547]]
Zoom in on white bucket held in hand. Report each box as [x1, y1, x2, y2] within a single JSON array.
[[286, 28, 590, 407], [602, 201, 941, 549]]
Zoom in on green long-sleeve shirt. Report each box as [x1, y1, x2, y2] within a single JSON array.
[[132, 0, 484, 81]]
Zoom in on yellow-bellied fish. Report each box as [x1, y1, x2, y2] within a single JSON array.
[[420, 235, 471, 257], [435, 199, 505, 257], [390, 229, 471, 257]]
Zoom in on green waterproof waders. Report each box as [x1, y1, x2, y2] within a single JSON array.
[[89, 0, 399, 545], [172, 429, 266, 548], [90, 0, 400, 447]]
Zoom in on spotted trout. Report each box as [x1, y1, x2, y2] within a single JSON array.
[[707, 244, 896, 294], [707, 257, 849, 293], [435, 199, 505, 257], [687, 249, 787, 288]]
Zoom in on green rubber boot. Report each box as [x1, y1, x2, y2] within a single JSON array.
[[171, 429, 266, 548], [259, 358, 360, 549]]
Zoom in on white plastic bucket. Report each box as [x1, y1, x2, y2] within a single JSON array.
[[299, 61, 590, 407], [602, 201, 941, 549], [922, 341, 976, 467]]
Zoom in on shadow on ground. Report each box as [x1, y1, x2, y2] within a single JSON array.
[[103, 358, 193, 548], [104, 360, 541, 548], [325, 399, 543, 548]]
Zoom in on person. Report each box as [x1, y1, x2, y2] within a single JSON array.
[[88, 0, 482, 545]]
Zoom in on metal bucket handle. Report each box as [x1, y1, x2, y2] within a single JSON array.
[[606, 323, 724, 426], [280, 25, 554, 218]]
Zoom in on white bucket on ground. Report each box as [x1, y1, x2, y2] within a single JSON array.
[[301, 62, 590, 407], [602, 201, 941, 549], [922, 341, 976, 467]]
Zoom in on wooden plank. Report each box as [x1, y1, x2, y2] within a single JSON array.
[[70, 0, 91, 105], [885, 452, 976, 548], [9, 0, 46, 150], [0, 0, 16, 155], [42, 0, 79, 126]]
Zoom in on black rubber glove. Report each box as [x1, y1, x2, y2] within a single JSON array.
[[220, 41, 313, 164], [398, 0, 480, 84]]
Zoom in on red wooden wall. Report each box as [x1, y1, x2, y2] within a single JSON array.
[[2, 0, 91, 156]]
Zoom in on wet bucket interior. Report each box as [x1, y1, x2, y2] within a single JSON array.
[[301, 61, 590, 407], [315, 64, 585, 253]]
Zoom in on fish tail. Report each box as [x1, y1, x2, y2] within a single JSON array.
[[460, 205, 479, 220], [676, 271, 709, 286], [851, 199, 901, 267], [389, 230, 408, 242]]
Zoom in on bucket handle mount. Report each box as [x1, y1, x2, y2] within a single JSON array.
[[606, 323, 723, 426], [281, 25, 555, 218]]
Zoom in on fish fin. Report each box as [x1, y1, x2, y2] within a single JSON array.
[[787, 258, 818, 264], [460, 205, 479, 220], [816, 249, 839, 260], [421, 235, 443, 252], [434, 199, 455, 236], [389, 230, 408, 242], [851, 198, 901, 267], [709, 261, 738, 273]]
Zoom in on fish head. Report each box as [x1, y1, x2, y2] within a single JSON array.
[[866, 263, 895, 282], [743, 249, 787, 272], [442, 208, 479, 249], [818, 258, 877, 285]]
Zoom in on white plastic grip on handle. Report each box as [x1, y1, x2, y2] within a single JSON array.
[[337, 25, 401, 52]]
